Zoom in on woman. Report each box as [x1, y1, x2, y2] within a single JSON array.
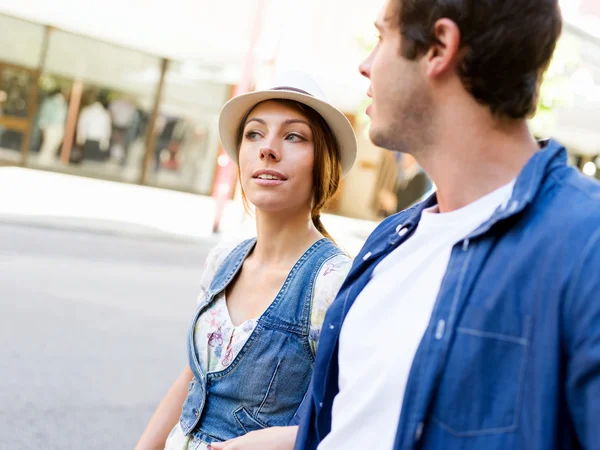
[[135, 72, 357, 450], [37, 88, 67, 165]]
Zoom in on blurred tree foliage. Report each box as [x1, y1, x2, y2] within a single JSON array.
[[530, 34, 581, 137]]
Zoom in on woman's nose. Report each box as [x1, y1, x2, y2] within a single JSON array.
[[260, 146, 280, 161]]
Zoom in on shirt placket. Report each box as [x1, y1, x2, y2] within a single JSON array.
[[394, 237, 477, 449]]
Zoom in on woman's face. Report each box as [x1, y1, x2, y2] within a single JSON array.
[[238, 100, 315, 214]]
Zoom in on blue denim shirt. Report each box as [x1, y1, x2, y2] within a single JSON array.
[[296, 140, 600, 450], [180, 238, 344, 444]]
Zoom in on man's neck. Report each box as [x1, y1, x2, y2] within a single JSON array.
[[416, 116, 539, 213]]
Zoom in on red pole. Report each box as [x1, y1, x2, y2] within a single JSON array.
[[212, 0, 266, 233], [60, 79, 83, 165]]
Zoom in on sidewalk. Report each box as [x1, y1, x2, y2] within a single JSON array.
[[0, 167, 379, 256]]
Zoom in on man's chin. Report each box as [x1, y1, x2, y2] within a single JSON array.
[[369, 126, 391, 150], [369, 127, 409, 153]]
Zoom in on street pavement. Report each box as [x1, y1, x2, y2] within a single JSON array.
[[0, 223, 216, 449]]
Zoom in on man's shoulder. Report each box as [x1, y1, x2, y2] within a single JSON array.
[[541, 166, 600, 231], [511, 166, 600, 282], [560, 166, 600, 203]]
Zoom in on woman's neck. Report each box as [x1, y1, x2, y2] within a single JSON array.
[[252, 208, 324, 267]]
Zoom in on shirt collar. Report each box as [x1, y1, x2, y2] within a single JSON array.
[[389, 139, 567, 241]]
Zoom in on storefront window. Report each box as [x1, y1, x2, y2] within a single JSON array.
[[144, 62, 230, 195], [0, 15, 44, 162], [0, 65, 36, 159], [35, 30, 161, 180], [0, 14, 230, 191]]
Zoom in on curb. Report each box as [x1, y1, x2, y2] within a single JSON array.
[[0, 214, 216, 246]]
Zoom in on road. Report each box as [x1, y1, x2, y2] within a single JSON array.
[[0, 223, 215, 449]]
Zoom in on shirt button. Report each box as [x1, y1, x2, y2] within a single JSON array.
[[363, 252, 372, 261], [396, 223, 404, 232], [435, 320, 446, 340], [398, 227, 408, 237], [319, 402, 324, 408], [415, 422, 424, 441], [462, 239, 470, 251], [329, 324, 335, 330]]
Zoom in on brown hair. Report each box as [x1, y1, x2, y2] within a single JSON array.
[[396, 0, 562, 119], [236, 99, 343, 241]]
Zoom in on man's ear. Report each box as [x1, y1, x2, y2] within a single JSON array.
[[424, 18, 462, 78]]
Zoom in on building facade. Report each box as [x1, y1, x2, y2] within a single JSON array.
[[0, 0, 598, 221]]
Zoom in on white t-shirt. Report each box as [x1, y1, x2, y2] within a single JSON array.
[[318, 181, 515, 450]]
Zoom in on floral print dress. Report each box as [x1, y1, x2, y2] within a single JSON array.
[[164, 242, 352, 450]]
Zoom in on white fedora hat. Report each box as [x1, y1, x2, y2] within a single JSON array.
[[218, 71, 357, 176]]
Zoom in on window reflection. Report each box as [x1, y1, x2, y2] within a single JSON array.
[[39, 30, 159, 181], [146, 62, 229, 194], [0, 65, 35, 159]]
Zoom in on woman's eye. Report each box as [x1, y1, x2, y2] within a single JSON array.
[[285, 133, 304, 142], [244, 131, 261, 140]]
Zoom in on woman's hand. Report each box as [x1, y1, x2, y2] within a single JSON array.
[[208, 426, 298, 450]]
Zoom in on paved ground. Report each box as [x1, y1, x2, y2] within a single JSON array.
[[0, 223, 216, 449]]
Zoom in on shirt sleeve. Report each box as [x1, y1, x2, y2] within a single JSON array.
[[564, 229, 600, 447], [309, 254, 352, 354]]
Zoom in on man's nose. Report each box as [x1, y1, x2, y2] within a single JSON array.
[[359, 50, 373, 79]]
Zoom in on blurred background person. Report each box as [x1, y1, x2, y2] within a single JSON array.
[[109, 94, 137, 164], [37, 87, 67, 165], [77, 92, 112, 162]]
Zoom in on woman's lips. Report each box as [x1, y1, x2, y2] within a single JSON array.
[[252, 169, 287, 186], [253, 177, 286, 187]]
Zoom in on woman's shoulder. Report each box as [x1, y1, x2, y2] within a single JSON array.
[[198, 239, 250, 299], [308, 252, 352, 349], [203, 238, 253, 275], [315, 253, 352, 296], [319, 251, 352, 277]]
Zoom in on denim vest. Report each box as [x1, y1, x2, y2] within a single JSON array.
[[180, 237, 344, 444]]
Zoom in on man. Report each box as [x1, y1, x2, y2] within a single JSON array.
[[209, 0, 597, 449], [293, 0, 600, 449]]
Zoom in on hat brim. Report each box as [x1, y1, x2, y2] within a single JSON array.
[[218, 90, 357, 176]]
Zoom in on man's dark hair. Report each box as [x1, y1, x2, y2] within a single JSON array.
[[398, 0, 562, 119]]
